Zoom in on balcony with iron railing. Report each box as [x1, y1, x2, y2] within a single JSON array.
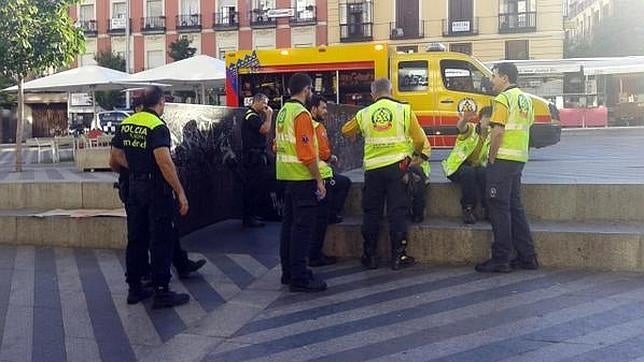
[[176, 14, 202, 32], [340, 22, 373, 42], [79, 19, 98, 36], [389, 20, 425, 40], [107, 18, 130, 34], [213, 12, 239, 30], [249, 9, 277, 28], [442, 17, 479, 36], [141, 16, 166, 33], [499, 12, 537, 33], [290, 5, 317, 26]]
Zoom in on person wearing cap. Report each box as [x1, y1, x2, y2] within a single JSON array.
[[109, 86, 191, 308]]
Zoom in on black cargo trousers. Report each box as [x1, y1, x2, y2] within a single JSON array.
[[486, 159, 536, 262], [125, 175, 178, 289], [118, 171, 190, 276], [361, 162, 410, 255], [280, 180, 319, 284]]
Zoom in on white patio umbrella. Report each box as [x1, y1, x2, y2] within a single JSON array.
[[124, 55, 227, 104]]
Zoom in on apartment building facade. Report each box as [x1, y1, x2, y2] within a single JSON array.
[[565, 0, 611, 44], [71, 0, 328, 72], [326, 0, 564, 61]]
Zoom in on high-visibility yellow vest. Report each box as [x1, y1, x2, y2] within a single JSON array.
[[312, 120, 334, 179], [275, 101, 318, 181], [495, 87, 533, 163], [356, 98, 412, 171], [441, 123, 490, 176]]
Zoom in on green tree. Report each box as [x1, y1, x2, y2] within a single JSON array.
[[94, 51, 125, 110], [566, 0, 644, 57], [168, 37, 196, 61], [0, 74, 16, 108], [0, 0, 85, 171]]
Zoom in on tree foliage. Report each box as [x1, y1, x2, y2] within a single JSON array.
[[94, 51, 125, 110], [168, 37, 196, 61], [566, 0, 644, 57], [0, 74, 16, 108], [0, 0, 85, 171]]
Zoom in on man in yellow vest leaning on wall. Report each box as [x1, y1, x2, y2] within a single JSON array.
[[475, 62, 539, 273], [442, 106, 492, 224], [342, 78, 426, 270], [275, 73, 328, 292]]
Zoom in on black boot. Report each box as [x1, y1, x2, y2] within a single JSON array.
[[462, 206, 477, 224], [127, 285, 153, 305], [391, 232, 416, 271], [360, 232, 379, 269], [152, 287, 190, 309], [510, 254, 539, 270], [177, 258, 207, 279]]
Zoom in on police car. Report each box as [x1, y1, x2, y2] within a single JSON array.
[[94, 110, 132, 134]]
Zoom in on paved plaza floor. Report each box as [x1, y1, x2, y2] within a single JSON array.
[[2, 221, 644, 361]]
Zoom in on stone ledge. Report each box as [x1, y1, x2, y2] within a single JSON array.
[[325, 217, 644, 272], [341, 183, 644, 223], [0, 212, 126, 249], [0, 182, 121, 210]]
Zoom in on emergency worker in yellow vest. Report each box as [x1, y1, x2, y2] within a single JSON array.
[[276, 73, 328, 292], [441, 106, 492, 224], [109, 86, 190, 308], [475, 63, 539, 273], [342, 78, 426, 270]]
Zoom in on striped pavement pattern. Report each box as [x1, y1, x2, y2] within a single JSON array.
[[4, 243, 644, 361], [0, 245, 278, 362]]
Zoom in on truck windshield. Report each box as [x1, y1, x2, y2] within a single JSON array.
[[441, 59, 495, 96]]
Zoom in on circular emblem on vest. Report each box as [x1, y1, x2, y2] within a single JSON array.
[[457, 98, 478, 113], [518, 94, 531, 115], [371, 107, 394, 131]]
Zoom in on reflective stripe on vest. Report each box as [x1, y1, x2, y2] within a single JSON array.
[[441, 123, 490, 177], [495, 88, 533, 163], [275, 102, 318, 181], [356, 98, 412, 171], [313, 121, 334, 179]]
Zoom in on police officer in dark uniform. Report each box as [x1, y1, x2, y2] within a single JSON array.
[[241, 93, 273, 227], [109, 86, 190, 308], [114, 98, 206, 283]]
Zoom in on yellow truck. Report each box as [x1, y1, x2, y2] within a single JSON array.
[[225, 43, 560, 148]]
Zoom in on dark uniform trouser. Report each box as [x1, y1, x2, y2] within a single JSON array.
[[125, 177, 177, 288], [242, 150, 268, 219], [362, 162, 409, 254], [407, 165, 427, 219], [328, 174, 351, 219], [280, 180, 319, 283], [310, 174, 352, 261], [448, 164, 487, 210], [486, 159, 536, 263], [119, 172, 190, 275]]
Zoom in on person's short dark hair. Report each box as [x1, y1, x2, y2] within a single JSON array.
[[141, 86, 164, 109], [479, 106, 493, 119], [288, 73, 312, 95], [493, 62, 518, 84], [253, 93, 268, 103], [309, 95, 327, 109], [131, 96, 143, 110]]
